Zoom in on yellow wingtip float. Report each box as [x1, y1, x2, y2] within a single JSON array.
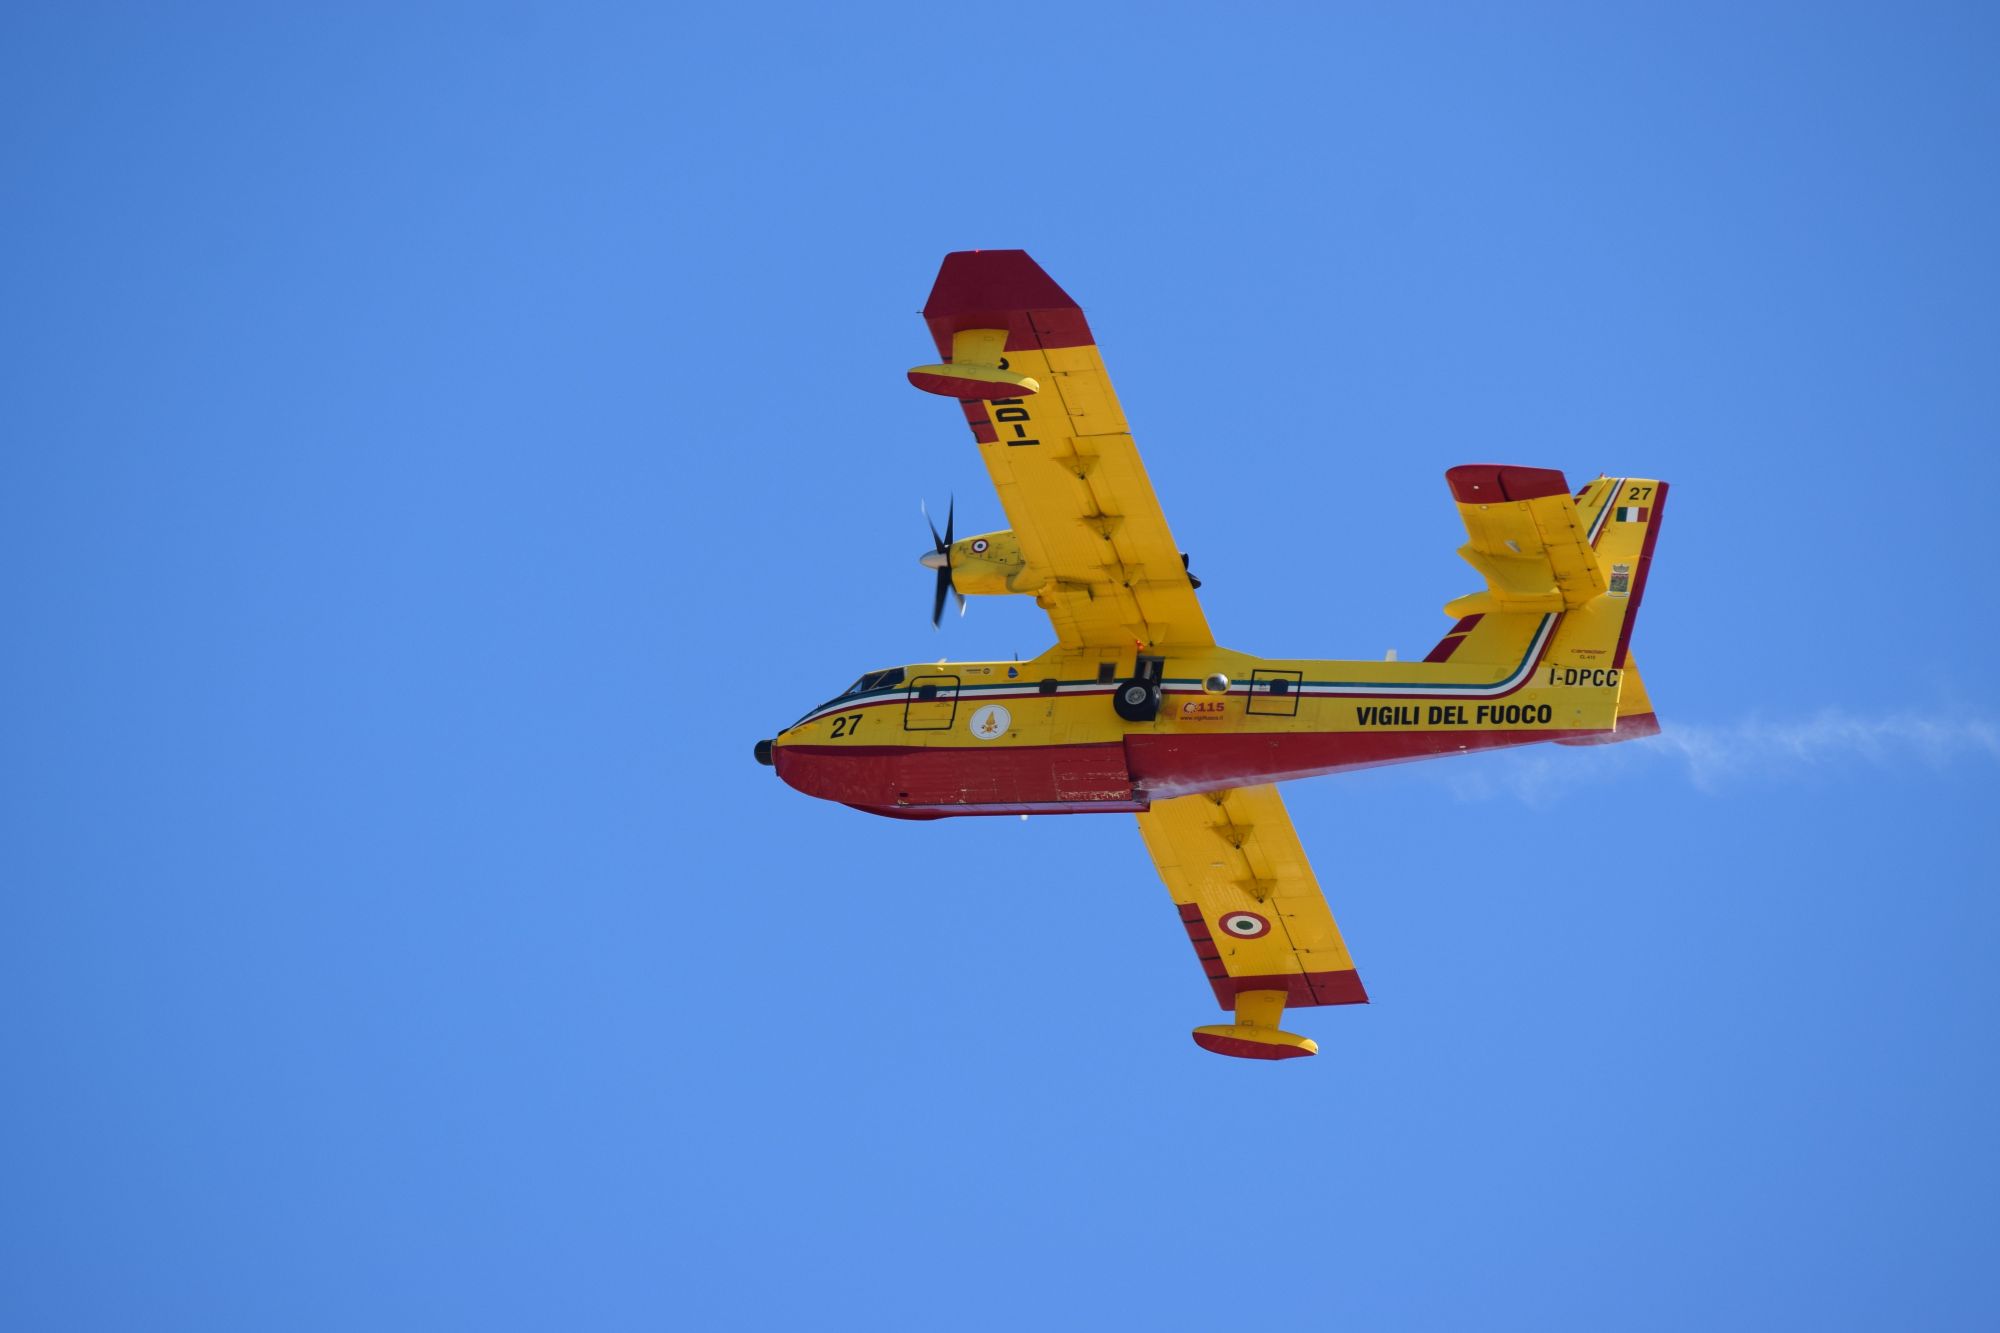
[[908, 327, 1042, 399], [757, 250, 1670, 1061]]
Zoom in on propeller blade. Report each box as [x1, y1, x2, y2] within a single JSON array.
[[923, 496, 961, 629]]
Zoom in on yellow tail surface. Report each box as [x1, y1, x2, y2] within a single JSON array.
[[1428, 467, 1666, 741]]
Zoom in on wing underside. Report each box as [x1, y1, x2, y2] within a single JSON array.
[[1137, 783, 1366, 1012], [917, 250, 1213, 651]]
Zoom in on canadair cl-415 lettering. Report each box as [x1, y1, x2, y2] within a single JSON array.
[[755, 250, 1667, 1061]]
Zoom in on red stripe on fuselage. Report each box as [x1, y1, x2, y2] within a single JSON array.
[[774, 726, 1594, 818], [1123, 728, 1589, 800], [774, 741, 1137, 815]]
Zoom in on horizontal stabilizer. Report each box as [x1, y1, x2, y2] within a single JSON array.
[[1443, 465, 1606, 618]]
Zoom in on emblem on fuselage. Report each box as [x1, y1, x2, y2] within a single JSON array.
[[968, 704, 1011, 740]]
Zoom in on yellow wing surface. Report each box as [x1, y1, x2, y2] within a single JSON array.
[[1136, 784, 1365, 1059], [912, 251, 1213, 651]]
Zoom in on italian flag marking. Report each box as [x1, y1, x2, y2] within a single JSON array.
[[1614, 506, 1650, 522]]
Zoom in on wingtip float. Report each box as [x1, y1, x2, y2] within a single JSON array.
[[1193, 988, 1322, 1060], [760, 250, 1669, 1061]]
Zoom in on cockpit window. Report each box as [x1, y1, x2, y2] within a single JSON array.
[[841, 667, 906, 697]]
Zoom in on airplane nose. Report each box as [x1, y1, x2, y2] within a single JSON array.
[[918, 550, 948, 571], [753, 739, 774, 766]]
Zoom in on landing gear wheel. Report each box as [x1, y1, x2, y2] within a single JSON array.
[[1113, 678, 1162, 722]]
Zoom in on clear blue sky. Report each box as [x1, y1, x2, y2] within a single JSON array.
[[5, 4, 1997, 1329]]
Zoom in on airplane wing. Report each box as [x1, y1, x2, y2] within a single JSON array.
[[913, 250, 1213, 651], [1137, 784, 1366, 1057]]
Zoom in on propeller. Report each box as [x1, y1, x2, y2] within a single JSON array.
[[919, 498, 966, 628]]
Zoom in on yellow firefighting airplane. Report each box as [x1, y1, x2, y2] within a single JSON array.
[[755, 251, 1667, 1060]]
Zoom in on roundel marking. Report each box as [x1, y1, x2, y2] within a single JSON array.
[[968, 703, 1011, 740], [1218, 911, 1271, 939], [970, 538, 989, 554]]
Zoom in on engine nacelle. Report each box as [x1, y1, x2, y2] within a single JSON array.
[[948, 530, 1033, 597]]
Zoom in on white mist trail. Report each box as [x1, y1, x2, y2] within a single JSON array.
[[1439, 709, 2000, 804]]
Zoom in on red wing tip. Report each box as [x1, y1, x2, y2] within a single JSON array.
[[1312, 969, 1369, 1006], [1446, 464, 1571, 504], [923, 249, 1079, 318]]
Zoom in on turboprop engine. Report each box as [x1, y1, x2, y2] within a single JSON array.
[[917, 500, 1034, 625], [925, 529, 1027, 597]]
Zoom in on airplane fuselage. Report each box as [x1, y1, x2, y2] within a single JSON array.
[[765, 628, 1641, 819]]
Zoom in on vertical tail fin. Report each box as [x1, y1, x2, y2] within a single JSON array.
[[1541, 473, 1667, 669], [1429, 467, 1667, 739]]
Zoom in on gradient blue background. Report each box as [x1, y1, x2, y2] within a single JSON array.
[[5, 4, 1997, 1329]]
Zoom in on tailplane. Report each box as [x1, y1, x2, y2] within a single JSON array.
[[1425, 466, 1667, 741]]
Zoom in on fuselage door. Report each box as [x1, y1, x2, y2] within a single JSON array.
[[903, 674, 961, 731], [1247, 667, 1304, 717]]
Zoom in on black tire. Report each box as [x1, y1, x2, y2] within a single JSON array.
[[1112, 677, 1162, 722]]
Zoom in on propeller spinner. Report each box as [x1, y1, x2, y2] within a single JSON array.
[[920, 498, 967, 627]]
